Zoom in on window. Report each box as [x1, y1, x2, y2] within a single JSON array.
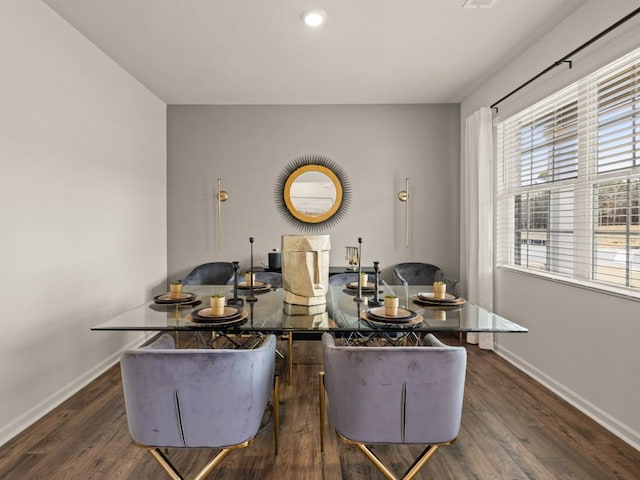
[[497, 47, 640, 296]]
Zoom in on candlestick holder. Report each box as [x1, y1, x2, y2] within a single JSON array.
[[368, 261, 384, 306], [247, 237, 257, 303], [227, 260, 244, 307], [354, 237, 365, 303]]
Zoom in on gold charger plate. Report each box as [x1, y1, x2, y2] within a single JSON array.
[[346, 282, 378, 290], [188, 311, 249, 327], [192, 306, 242, 321], [366, 306, 417, 323], [412, 295, 466, 308], [360, 311, 423, 327], [154, 292, 197, 304], [417, 291, 461, 303], [237, 282, 271, 290]]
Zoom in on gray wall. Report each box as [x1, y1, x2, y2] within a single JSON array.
[[167, 104, 460, 283], [461, 0, 640, 449], [0, 1, 167, 445]]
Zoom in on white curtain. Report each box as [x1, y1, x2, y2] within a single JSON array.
[[461, 107, 494, 350]]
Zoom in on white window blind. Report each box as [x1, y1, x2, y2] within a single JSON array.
[[497, 46, 640, 296]]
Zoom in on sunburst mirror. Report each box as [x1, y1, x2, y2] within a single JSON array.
[[274, 154, 352, 231]]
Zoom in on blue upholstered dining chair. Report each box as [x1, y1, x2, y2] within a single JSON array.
[[319, 333, 467, 480], [393, 262, 460, 295], [120, 334, 278, 479], [182, 261, 235, 285]]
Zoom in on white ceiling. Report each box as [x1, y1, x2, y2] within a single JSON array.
[[42, 0, 587, 105]]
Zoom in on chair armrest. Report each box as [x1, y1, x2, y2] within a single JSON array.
[[423, 334, 449, 348], [393, 270, 409, 287], [436, 273, 459, 297]]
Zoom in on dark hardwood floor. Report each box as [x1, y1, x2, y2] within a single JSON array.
[[1, 334, 639, 479]]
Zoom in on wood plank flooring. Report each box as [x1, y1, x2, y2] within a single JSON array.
[[1, 334, 639, 479]]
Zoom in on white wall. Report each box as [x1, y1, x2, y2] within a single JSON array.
[[166, 104, 460, 283], [461, 0, 640, 449], [0, 1, 167, 445]]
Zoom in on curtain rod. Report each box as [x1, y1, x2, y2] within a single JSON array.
[[491, 6, 640, 111]]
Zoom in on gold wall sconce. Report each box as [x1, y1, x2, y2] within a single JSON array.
[[216, 178, 229, 249], [397, 178, 409, 248]]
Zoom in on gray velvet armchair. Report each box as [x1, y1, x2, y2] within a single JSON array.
[[319, 333, 467, 480], [120, 333, 278, 479], [328, 272, 359, 286], [182, 261, 235, 285], [393, 262, 460, 295]]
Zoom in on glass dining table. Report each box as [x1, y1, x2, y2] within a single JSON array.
[[91, 284, 527, 335], [92, 283, 527, 381]]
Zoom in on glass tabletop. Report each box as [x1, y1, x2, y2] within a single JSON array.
[[91, 284, 527, 334]]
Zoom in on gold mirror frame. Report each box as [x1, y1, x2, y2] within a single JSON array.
[[275, 154, 352, 231]]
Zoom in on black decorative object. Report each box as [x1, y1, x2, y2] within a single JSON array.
[[247, 237, 257, 303], [354, 237, 364, 303], [368, 261, 384, 307], [228, 261, 244, 308], [274, 154, 352, 231]]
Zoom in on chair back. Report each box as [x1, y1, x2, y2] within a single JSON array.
[[227, 271, 282, 288], [182, 262, 235, 285], [322, 333, 466, 445], [393, 262, 443, 286], [255, 271, 282, 288], [328, 273, 359, 286], [120, 334, 276, 448]]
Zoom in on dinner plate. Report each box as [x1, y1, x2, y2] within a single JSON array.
[[360, 311, 423, 327], [153, 292, 197, 304], [188, 312, 248, 327], [237, 282, 270, 290], [412, 295, 466, 307], [417, 291, 461, 303], [366, 306, 417, 323], [191, 306, 242, 321], [346, 282, 378, 290], [148, 297, 201, 311]]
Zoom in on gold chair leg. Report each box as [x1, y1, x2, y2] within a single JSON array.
[[403, 444, 441, 480], [147, 448, 182, 480], [338, 433, 449, 480], [193, 448, 234, 480], [144, 440, 250, 480], [274, 374, 280, 456], [319, 371, 325, 453], [353, 443, 399, 480]]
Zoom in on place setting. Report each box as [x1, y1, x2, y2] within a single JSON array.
[[343, 273, 383, 295], [151, 281, 201, 308], [360, 294, 423, 328], [412, 283, 466, 309], [189, 295, 248, 327], [236, 273, 272, 293], [237, 281, 272, 292]]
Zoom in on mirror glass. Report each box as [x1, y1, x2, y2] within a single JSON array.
[[287, 169, 338, 220], [275, 155, 351, 230]]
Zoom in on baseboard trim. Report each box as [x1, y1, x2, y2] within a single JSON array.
[[494, 343, 640, 452], [0, 333, 151, 447]]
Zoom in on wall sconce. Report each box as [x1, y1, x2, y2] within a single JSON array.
[[397, 178, 409, 248], [216, 178, 229, 249]]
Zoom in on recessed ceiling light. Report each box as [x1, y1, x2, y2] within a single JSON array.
[[301, 8, 327, 27], [462, 0, 499, 8]]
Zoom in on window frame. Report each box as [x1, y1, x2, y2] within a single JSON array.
[[496, 47, 640, 300]]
